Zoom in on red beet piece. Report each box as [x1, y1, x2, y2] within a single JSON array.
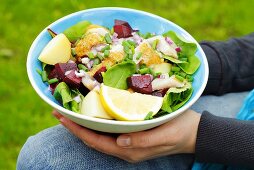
[[115, 19, 132, 28], [63, 70, 81, 88], [127, 75, 152, 94], [48, 68, 58, 79], [93, 66, 107, 83], [114, 25, 133, 38], [49, 82, 59, 94], [55, 63, 77, 80], [152, 88, 168, 97]]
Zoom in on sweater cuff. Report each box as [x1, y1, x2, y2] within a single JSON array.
[[195, 111, 254, 168]]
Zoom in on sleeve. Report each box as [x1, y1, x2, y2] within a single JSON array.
[[195, 111, 254, 168], [200, 33, 254, 95]]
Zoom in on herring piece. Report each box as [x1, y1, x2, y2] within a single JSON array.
[[151, 75, 185, 91], [145, 35, 178, 59]]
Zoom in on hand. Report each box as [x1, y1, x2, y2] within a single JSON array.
[[52, 110, 200, 163]]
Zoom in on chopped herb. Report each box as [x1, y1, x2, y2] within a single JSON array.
[[186, 75, 194, 82], [136, 52, 142, 60], [78, 64, 88, 72], [104, 50, 110, 57], [41, 71, 48, 82], [36, 68, 42, 75], [97, 53, 104, 61], [152, 39, 159, 49], [149, 68, 159, 77], [110, 27, 114, 35], [143, 32, 154, 39], [168, 71, 173, 76], [179, 57, 188, 62], [127, 40, 136, 46], [178, 72, 187, 78], [138, 67, 150, 75], [175, 75, 185, 82], [171, 66, 181, 72], [92, 58, 101, 65], [139, 64, 147, 69], [48, 78, 59, 84], [144, 111, 153, 120], [104, 33, 112, 44], [101, 45, 110, 52], [71, 48, 76, 56], [88, 52, 95, 59]]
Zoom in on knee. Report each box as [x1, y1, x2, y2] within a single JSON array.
[[17, 125, 80, 169]]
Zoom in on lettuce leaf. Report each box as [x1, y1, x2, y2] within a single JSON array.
[[161, 82, 193, 113], [103, 61, 137, 89], [63, 21, 91, 42], [53, 82, 83, 112], [163, 31, 200, 74]]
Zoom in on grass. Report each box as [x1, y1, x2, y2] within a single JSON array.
[[0, 0, 254, 169]]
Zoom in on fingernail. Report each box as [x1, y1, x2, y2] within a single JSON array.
[[117, 136, 131, 147]]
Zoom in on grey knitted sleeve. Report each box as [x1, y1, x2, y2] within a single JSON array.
[[195, 111, 254, 168]]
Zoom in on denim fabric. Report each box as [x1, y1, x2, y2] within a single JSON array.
[[17, 92, 249, 170]]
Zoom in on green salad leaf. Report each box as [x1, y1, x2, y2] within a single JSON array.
[[103, 61, 137, 89], [161, 82, 193, 113], [63, 21, 91, 42], [53, 82, 83, 112], [163, 55, 187, 64], [163, 31, 200, 74]]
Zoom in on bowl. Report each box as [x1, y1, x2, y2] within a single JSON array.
[[27, 7, 209, 133]]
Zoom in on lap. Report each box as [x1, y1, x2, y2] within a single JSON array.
[[17, 91, 249, 169], [17, 125, 194, 170]]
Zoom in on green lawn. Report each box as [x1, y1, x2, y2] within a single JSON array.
[[0, 0, 253, 169]]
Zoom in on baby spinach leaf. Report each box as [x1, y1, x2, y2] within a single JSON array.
[[172, 88, 193, 111], [163, 55, 187, 64], [161, 83, 192, 113], [163, 31, 200, 74], [53, 82, 83, 112], [63, 21, 91, 42], [103, 61, 137, 89]]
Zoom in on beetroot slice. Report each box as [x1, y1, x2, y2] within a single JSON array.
[[63, 70, 81, 88], [55, 63, 77, 80], [48, 68, 58, 79], [114, 25, 133, 38], [127, 75, 152, 94], [114, 19, 132, 28], [152, 88, 168, 97], [93, 66, 107, 83]]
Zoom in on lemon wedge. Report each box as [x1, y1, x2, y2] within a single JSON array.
[[38, 33, 71, 65], [100, 84, 163, 121]]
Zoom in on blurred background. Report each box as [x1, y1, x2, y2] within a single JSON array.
[[0, 0, 254, 169]]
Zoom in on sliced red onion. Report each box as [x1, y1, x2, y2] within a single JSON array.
[[165, 37, 173, 45], [75, 70, 86, 77], [86, 62, 92, 70], [88, 60, 94, 67], [175, 47, 182, 52], [94, 44, 107, 52], [67, 60, 75, 63], [132, 74, 142, 76], [65, 70, 72, 76], [73, 95, 81, 103], [81, 57, 90, 64], [132, 32, 143, 45]]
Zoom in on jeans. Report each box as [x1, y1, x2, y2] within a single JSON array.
[[17, 92, 249, 170]]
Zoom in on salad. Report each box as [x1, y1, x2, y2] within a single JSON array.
[[37, 19, 200, 121]]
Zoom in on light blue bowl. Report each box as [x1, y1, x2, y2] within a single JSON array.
[[27, 7, 209, 133]]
